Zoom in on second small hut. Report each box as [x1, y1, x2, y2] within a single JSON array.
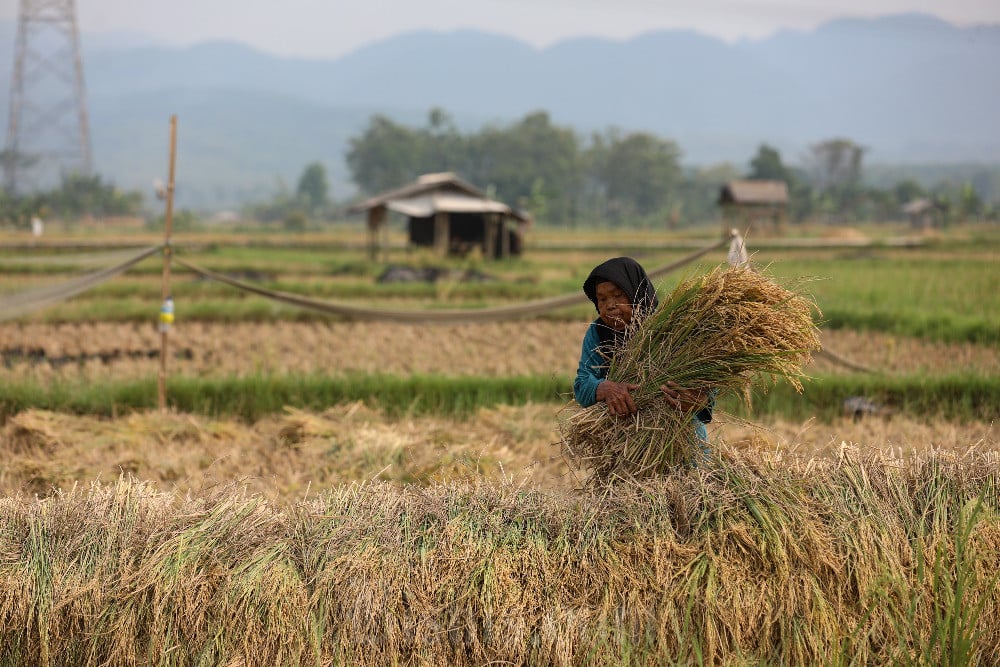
[[349, 172, 530, 259], [718, 179, 789, 236]]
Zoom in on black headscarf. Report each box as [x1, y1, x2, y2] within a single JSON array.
[[583, 257, 659, 352]]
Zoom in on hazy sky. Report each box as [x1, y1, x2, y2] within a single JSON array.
[[2, 0, 998, 59]]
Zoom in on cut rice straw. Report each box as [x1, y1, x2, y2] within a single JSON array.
[[561, 264, 822, 485]]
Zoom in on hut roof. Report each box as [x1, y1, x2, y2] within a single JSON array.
[[719, 180, 789, 205], [347, 172, 529, 222], [901, 198, 943, 215], [385, 192, 513, 218]]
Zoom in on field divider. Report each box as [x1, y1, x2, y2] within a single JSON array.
[[173, 236, 729, 324], [0, 245, 163, 322]]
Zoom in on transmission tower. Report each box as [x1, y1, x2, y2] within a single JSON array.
[[4, 0, 93, 193]]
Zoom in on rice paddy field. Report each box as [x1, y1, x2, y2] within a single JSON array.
[[1, 222, 999, 665]]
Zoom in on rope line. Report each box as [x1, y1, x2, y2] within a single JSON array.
[[0, 235, 877, 374], [0, 245, 162, 322], [815, 347, 877, 374], [175, 237, 730, 324], [0, 247, 154, 268]]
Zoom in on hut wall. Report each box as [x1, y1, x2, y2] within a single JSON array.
[[407, 213, 522, 257], [407, 214, 482, 250], [408, 216, 435, 246]]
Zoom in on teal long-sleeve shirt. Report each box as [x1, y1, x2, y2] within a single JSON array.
[[573, 319, 713, 442]]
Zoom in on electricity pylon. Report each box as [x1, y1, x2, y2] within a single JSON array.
[[4, 0, 93, 193]]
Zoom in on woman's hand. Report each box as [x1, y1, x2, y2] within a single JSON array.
[[659, 382, 707, 414], [596, 380, 640, 416]]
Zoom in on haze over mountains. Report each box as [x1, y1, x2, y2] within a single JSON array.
[[1, 12, 997, 209]]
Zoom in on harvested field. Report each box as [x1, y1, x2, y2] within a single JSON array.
[[1, 405, 994, 500], [2, 229, 998, 663], [2, 321, 998, 381], [2, 450, 998, 665]]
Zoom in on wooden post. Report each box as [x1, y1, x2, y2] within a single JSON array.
[[158, 115, 177, 412], [484, 213, 497, 259], [367, 206, 386, 260], [434, 211, 450, 256], [381, 212, 390, 260], [500, 217, 510, 258]]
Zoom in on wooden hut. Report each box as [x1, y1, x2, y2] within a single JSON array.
[[348, 172, 530, 259], [902, 198, 947, 230], [718, 180, 789, 236]]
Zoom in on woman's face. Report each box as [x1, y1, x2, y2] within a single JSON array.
[[595, 281, 633, 331]]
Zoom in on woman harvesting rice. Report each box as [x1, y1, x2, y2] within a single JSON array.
[[573, 256, 714, 445], [565, 256, 820, 483]]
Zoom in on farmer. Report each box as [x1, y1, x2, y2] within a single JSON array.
[[573, 256, 713, 443]]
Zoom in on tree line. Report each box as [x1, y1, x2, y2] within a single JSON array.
[[0, 173, 143, 228], [342, 108, 998, 227], [1, 108, 995, 230]]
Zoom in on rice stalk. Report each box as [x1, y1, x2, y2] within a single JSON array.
[[562, 265, 822, 484], [1, 449, 998, 665]]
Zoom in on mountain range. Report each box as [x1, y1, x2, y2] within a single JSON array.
[[0, 12, 998, 210]]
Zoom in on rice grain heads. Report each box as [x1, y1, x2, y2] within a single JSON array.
[[562, 265, 822, 484]]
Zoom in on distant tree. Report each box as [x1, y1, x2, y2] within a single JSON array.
[[957, 183, 983, 221], [674, 162, 743, 226], [295, 162, 329, 215], [893, 179, 925, 207], [808, 138, 865, 192], [8, 173, 145, 222], [748, 144, 791, 182], [242, 177, 296, 223], [346, 108, 703, 226], [783, 166, 815, 222], [347, 115, 423, 194], [427, 107, 451, 131], [465, 111, 581, 223], [744, 145, 820, 222], [804, 138, 867, 221], [419, 108, 464, 175], [599, 130, 681, 221], [0, 188, 41, 228], [527, 177, 548, 224]]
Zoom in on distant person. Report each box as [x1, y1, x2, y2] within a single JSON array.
[[31, 215, 43, 237], [573, 256, 713, 443]]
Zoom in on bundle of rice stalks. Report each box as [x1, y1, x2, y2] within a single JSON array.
[[562, 265, 821, 484]]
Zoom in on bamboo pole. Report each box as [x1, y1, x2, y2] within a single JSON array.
[[158, 115, 177, 412]]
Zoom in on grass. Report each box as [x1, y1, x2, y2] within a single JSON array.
[[724, 373, 1000, 423], [0, 372, 998, 423], [757, 251, 999, 344], [818, 308, 998, 346], [1, 449, 998, 665], [2, 230, 997, 344], [1, 405, 992, 501], [0, 373, 569, 422]]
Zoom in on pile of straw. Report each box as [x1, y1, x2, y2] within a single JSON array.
[[562, 265, 821, 483], [3, 449, 999, 665]]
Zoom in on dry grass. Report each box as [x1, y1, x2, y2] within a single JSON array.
[[2, 321, 997, 383], [0, 404, 570, 500], [713, 414, 998, 461], [1, 402, 995, 501], [1, 447, 998, 665]]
